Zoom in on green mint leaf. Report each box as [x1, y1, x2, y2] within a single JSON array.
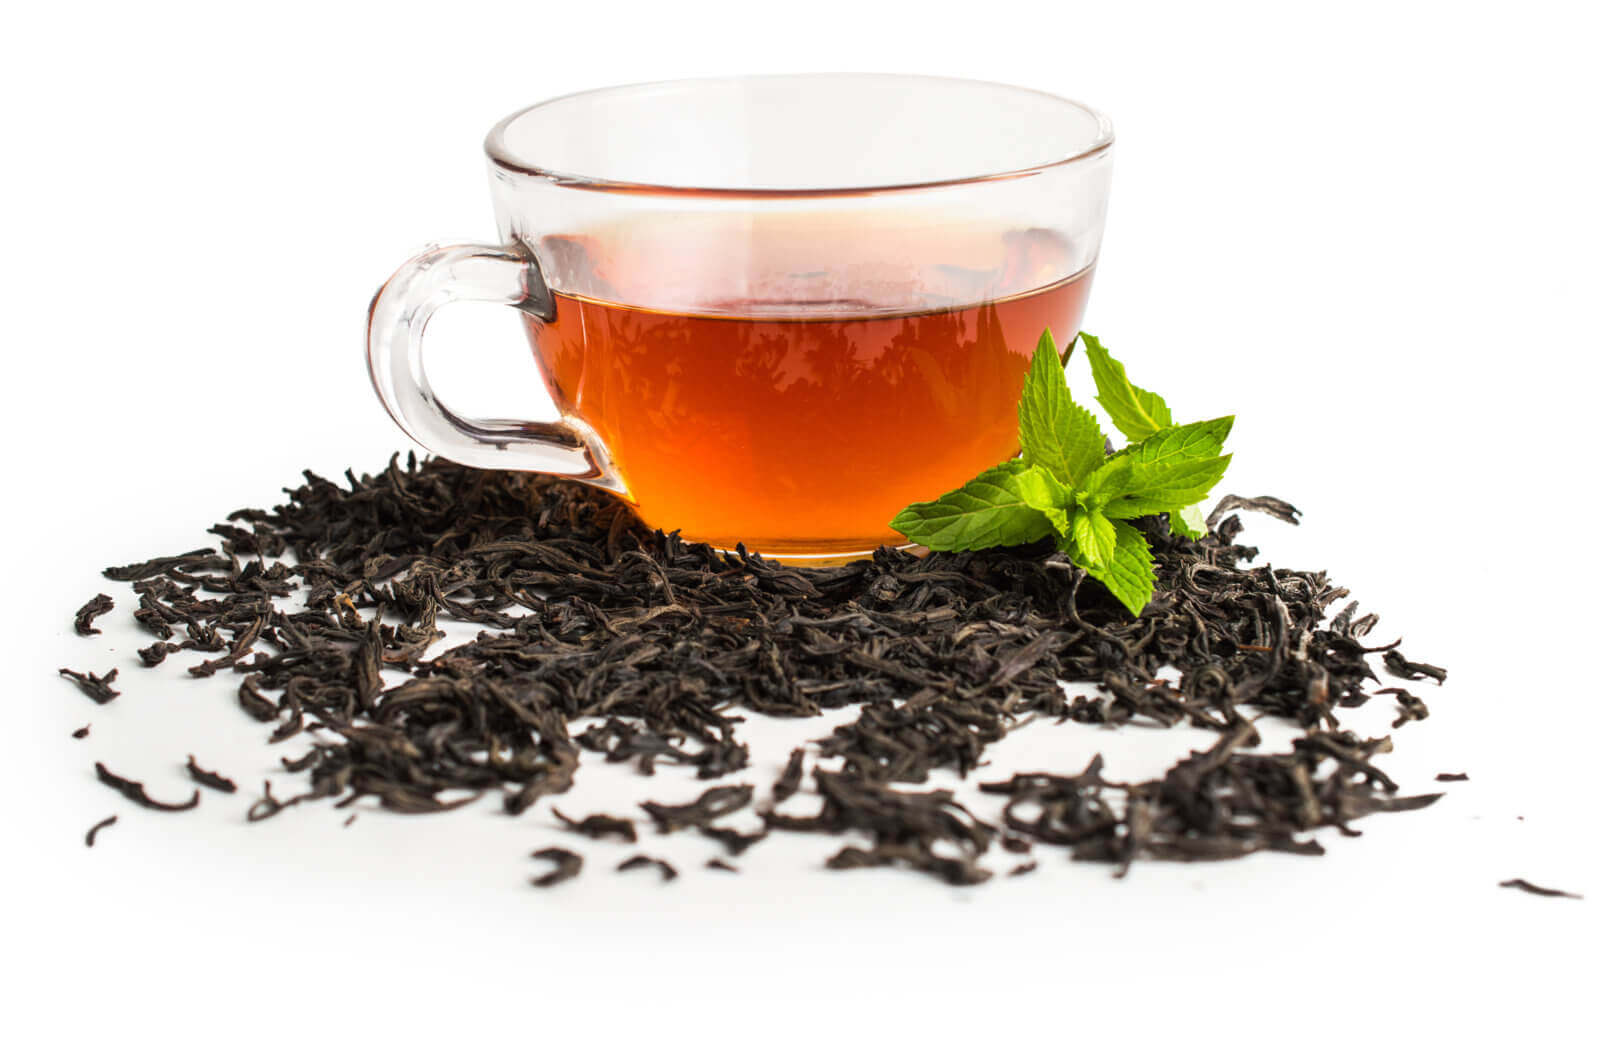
[[1012, 464, 1071, 511], [1081, 332, 1173, 443], [1057, 403, 1107, 488], [1083, 418, 1234, 514], [1120, 417, 1233, 465], [1168, 504, 1206, 540], [1056, 520, 1153, 618], [889, 459, 1054, 551], [1081, 452, 1134, 505], [1059, 518, 1156, 616], [1011, 465, 1075, 538], [1100, 454, 1232, 516], [1070, 508, 1117, 569], [1095, 519, 1157, 616], [1042, 508, 1073, 540], [1017, 330, 1106, 488]]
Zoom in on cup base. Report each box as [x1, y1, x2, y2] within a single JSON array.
[[701, 541, 929, 568]]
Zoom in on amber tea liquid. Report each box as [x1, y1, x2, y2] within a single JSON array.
[[525, 225, 1093, 560]]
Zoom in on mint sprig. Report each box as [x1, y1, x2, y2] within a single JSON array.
[[889, 331, 1233, 616]]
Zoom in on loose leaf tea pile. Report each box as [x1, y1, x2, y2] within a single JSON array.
[[68, 449, 1453, 886]]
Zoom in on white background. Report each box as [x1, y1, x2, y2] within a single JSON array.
[[3, 0, 1596, 1059]]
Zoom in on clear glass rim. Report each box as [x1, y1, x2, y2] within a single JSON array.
[[484, 73, 1114, 199]]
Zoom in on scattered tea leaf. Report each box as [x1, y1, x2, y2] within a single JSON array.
[[618, 855, 678, 882], [1499, 878, 1582, 900], [640, 784, 753, 834], [1383, 650, 1448, 684], [1207, 494, 1302, 526], [530, 847, 583, 887], [102, 548, 216, 581], [1377, 687, 1430, 727], [699, 824, 768, 856], [247, 780, 303, 822], [237, 677, 279, 722], [94, 762, 198, 812], [771, 748, 805, 805], [280, 749, 318, 772], [84, 815, 117, 847], [770, 769, 994, 886], [137, 642, 177, 667], [185, 755, 237, 794], [59, 668, 120, 705], [74, 594, 115, 636], [553, 808, 637, 843]]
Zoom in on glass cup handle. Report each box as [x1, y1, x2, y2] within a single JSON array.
[[365, 242, 624, 491]]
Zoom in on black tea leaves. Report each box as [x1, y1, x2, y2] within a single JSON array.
[[618, 855, 679, 882], [74, 594, 115, 636], [84, 815, 118, 847], [94, 763, 199, 812], [185, 756, 238, 794], [530, 847, 583, 888], [63, 456, 1460, 889], [60, 668, 120, 705], [1499, 878, 1582, 900]]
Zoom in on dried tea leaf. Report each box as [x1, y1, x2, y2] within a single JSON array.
[[553, 808, 637, 843], [530, 847, 583, 887], [1383, 649, 1448, 684], [95, 762, 199, 812], [1499, 878, 1582, 900], [617, 855, 678, 882], [74, 594, 115, 636], [60, 668, 120, 705], [185, 755, 238, 794], [640, 784, 753, 834], [84, 815, 118, 847], [771, 748, 805, 804]]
